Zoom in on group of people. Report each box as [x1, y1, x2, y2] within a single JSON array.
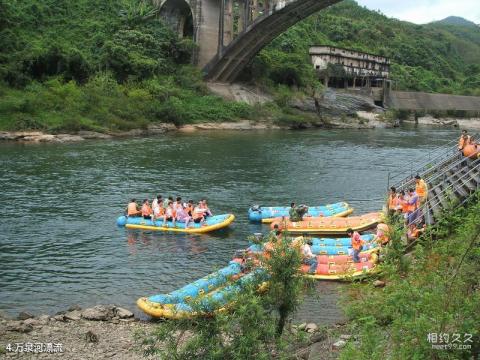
[[458, 129, 480, 158], [126, 196, 213, 227], [387, 174, 428, 224]]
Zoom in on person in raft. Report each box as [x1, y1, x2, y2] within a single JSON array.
[[458, 129, 472, 152], [301, 239, 318, 274], [347, 228, 365, 263], [141, 199, 153, 220], [152, 197, 165, 221], [176, 203, 192, 228], [289, 202, 308, 222], [414, 175, 428, 205], [126, 199, 141, 217], [192, 202, 206, 225], [200, 199, 213, 217], [186, 200, 194, 216], [162, 201, 177, 227]]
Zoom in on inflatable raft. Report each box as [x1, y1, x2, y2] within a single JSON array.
[[303, 251, 379, 280], [137, 262, 263, 318], [247, 234, 377, 256], [248, 202, 353, 223], [116, 214, 235, 234], [271, 212, 382, 235]]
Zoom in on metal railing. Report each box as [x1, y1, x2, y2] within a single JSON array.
[[408, 158, 480, 226], [389, 133, 480, 192]]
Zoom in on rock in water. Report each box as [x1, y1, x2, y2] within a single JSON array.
[[17, 311, 34, 320], [115, 307, 134, 319]]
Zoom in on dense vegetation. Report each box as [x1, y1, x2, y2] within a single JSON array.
[[0, 0, 253, 132], [253, 0, 480, 95], [1, 0, 479, 132], [339, 193, 480, 359]]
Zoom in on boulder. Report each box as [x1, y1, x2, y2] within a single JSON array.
[[53, 314, 65, 322], [115, 307, 134, 319], [64, 310, 82, 321], [7, 321, 33, 333], [17, 311, 34, 320], [332, 340, 346, 350], [309, 332, 327, 344], [373, 280, 386, 288], [339, 334, 352, 340], [81, 305, 115, 321], [23, 318, 41, 327], [298, 323, 307, 331], [305, 323, 318, 333], [37, 315, 50, 325]]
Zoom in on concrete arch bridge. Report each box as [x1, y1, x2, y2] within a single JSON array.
[[154, 0, 341, 82]]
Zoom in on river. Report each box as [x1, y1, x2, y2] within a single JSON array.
[[0, 127, 458, 323]]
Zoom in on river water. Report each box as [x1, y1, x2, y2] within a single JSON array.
[[0, 127, 458, 322]]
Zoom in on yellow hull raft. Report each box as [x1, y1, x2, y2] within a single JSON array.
[[120, 214, 235, 234]]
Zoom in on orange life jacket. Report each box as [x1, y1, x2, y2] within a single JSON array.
[[388, 195, 400, 210], [127, 202, 139, 216], [351, 232, 364, 250], [416, 180, 427, 198], [141, 204, 152, 216], [186, 204, 194, 214], [400, 198, 409, 213]]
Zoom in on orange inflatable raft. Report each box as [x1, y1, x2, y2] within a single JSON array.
[[271, 212, 383, 235]]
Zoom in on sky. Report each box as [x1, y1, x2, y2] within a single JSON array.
[[356, 0, 480, 24]]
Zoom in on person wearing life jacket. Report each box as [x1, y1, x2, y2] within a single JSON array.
[[399, 191, 409, 214], [387, 187, 402, 215], [406, 188, 420, 225], [152, 199, 165, 221], [414, 175, 428, 205], [162, 201, 177, 227], [152, 195, 162, 212], [200, 199, 213, 217], [407, 222, 425, 242], [375, 223, 390, 246], [176, 203, 191, 228], [126, 199, 141, 217], [192, 202, 206, 224], [300, 239, 317, 274], [458, 130, 471, 151], [141, 199, 153, 220], [347, 228, 364, 263], [174, 197, 183, 212], [186, 200, 194, 217]]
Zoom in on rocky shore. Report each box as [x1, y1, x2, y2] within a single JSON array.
[[0, 304, 353, 359]]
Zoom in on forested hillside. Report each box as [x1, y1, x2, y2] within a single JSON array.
[[252, 1, 480, 95], [1, 0, 479, 132]]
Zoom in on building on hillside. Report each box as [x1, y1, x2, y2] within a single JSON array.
[[309, 45, 391, 105]]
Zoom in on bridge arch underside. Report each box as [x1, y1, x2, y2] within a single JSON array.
[[204, 0, 340, 83], [160, 0, 194, 39]]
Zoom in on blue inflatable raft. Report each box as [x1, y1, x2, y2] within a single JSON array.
[[248, 202, 353, 223], [137, 262, 264, 318], [116, 213, 235, 233]]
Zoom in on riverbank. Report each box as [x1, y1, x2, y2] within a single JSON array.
[[0, 115, 391, 143], [0, 304, 352, 359]]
